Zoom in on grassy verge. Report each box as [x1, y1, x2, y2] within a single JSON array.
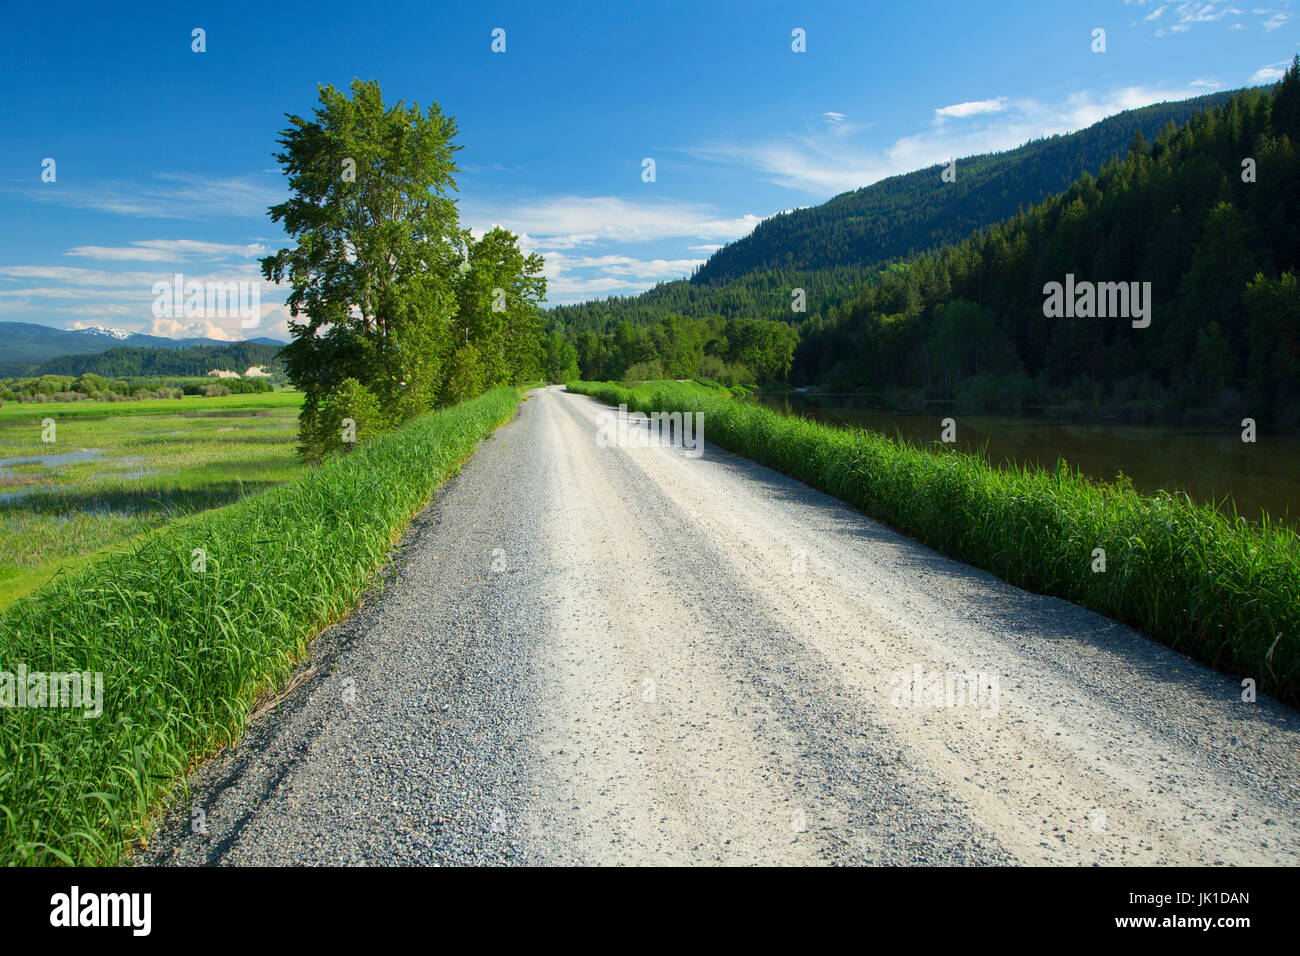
[[0, 387, 520, 865], [567, 379, 1300, 707]]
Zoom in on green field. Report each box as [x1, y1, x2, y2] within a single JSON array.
[[0, 391, 304, 608], [0, 387, 521, 865]]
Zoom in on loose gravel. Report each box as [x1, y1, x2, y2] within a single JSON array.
[[138, 387, 1300, 865]]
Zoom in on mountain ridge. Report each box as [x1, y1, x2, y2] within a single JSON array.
[[0, 321, 287, 365]]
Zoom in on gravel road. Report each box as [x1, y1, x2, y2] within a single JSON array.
[[139, 386, 1300, 865]]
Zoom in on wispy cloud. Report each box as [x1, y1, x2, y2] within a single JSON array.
[[1252, 59, 1291, 81], [683, 84, 1218, 196], [1127, 0, 1259, 35], [64, 239, 269, 262], [11, 173, 285, 220], [464, 196, 760, 250]]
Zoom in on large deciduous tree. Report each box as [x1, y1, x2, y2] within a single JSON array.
[[261, 79, 463, 454]]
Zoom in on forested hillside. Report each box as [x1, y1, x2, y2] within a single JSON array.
[[696, 91, 1236, 284], [551, 66, 1299, 424], [798, 60, 1300, 421], [550, 90, 1236, 336]]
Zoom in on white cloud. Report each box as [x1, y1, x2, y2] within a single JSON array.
[[1252, 59, 1290, 82], [64, 239, 269, 262], [935, 96, 1008, 119], [822, 111, 846, 124], [11, 173, 285, 220], [464, 196, 760, 250]]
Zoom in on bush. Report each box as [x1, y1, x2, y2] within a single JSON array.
[[440, 343, 484, 407], [202, 383, 231, 398], [620, 359, 665, 385], [302, 378, 387, 463]]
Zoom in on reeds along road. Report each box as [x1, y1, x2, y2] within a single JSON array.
[[141, 386, 1300, 865]]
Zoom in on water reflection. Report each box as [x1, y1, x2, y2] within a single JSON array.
[[747, 393, 1298, 526]]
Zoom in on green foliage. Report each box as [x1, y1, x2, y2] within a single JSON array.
[[264, 78, 464, 438], [0, 374, 274, 403], [797, 62, 1300, 417], [456, 227, 547, 387], [558, 314, 796, 384], [440, 343, 484, 407], [263, 80, 545, 450], [0, 387, 520, 866], [302, 377, 387, 463], [569, 380, 1300, 709], [540, 329, 579, 382]]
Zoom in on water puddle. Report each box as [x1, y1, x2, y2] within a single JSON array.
[[0, 448, 105, 469]]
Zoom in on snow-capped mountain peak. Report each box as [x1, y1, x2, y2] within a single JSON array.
[[75, 326, 132, 340]]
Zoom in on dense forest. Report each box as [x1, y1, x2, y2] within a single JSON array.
[[551, 64, 1300, 423], [0, 341, 285, 379], [798, 59, 1300, 422]]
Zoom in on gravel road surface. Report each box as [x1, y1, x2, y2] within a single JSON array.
[[139, 386, 1300, 865]]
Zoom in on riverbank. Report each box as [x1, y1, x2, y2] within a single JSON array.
[[746, 390, 1299, 526]]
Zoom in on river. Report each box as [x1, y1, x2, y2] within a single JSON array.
[[746, 392, 1299, 527]]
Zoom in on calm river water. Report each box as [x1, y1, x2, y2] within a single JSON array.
[[746, 392, 1300, 527]]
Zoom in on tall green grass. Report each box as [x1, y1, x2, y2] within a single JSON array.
[[568, 380, 1300, 706], [0, 387, 520, 865]]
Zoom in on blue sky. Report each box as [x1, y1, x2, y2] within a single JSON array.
[[1, 0, 1296, 340]]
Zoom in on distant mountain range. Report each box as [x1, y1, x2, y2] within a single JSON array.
[[0, 322, 287, 365]]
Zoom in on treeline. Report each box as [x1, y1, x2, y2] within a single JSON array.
[[263, 80, 547, 461], [548, 264, 870, 333], [552, 314, 799, 384], [0, 373, 273, 403], [797, 59, 1300, 422], [3, 342, 285, 379]]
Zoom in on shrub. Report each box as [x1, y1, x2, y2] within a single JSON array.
[[304, 377, 388, 462], [440, 343, 484, 407]]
